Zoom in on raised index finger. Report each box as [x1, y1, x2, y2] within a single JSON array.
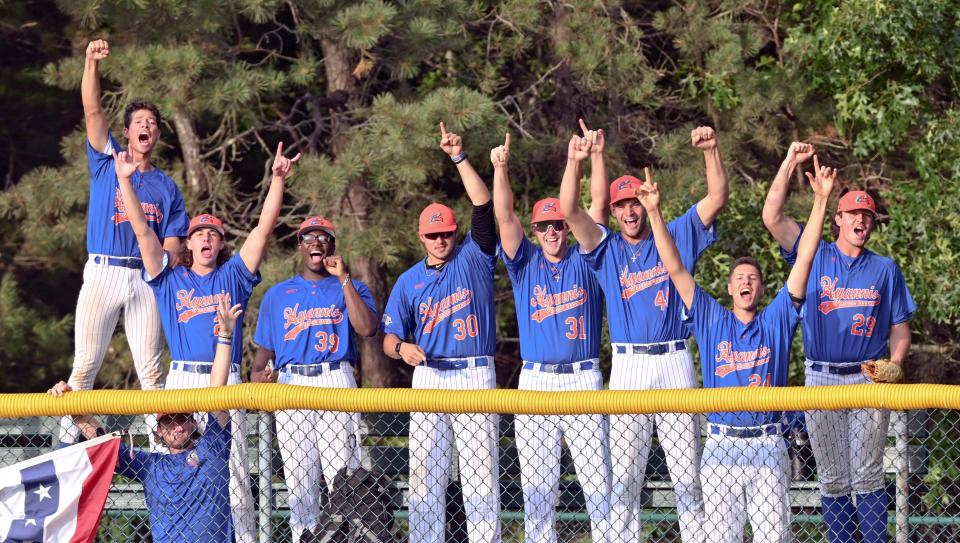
[[439, 122, 447, 136], [578, 118, 589, 135], [812, 154, 821, 175], [504, 132, 511, 149], [276, 141, 284, 157], [644, 166, 654, 185]]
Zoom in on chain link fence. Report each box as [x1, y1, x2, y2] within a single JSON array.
[[3, 402, 959, 542]]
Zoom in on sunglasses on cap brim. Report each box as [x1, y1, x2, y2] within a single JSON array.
[[423, 231, 455, 240], [532, 220, 566, 233]]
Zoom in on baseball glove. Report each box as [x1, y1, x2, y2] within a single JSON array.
[[861, 358, 904, 383]]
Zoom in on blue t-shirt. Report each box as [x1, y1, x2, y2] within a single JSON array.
[[86, 134, 188, 257], [254, 275, 378, 369], [148, 253, 262, 365], [116, 414, 230, 543], [502, 237, 603, 363], [382, 233, 497, 358], [683, 285, 801, 427], [582, 204, 716, 343], [782, 232, 916, 362]]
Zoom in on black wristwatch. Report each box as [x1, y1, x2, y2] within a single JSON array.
[[395, 341, 404, 355]]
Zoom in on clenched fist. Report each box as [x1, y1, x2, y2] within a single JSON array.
[[691, 126, 718, 150], [86, 40, 110, 61]]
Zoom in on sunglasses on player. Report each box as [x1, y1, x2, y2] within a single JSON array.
[[299, 233, 332, 245], [423, 231, 455, 241], [532, 220, 566, 233]]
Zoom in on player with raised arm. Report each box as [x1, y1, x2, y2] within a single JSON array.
[[492, 121, 611, 543], [640, 157, 834, 542], [49, 299, 243, 543], [381, 122, 501, 543], [762, 144, 916, 543], [560, 126, 728, 542], [110, 141, 298, 543], [60, 39, 189, 448], [251, 216, 379, 543]]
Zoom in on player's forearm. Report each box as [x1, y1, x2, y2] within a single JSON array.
[[383, 334, 403, 360], [587, 154, 609, 224], [787, 194, 828, 297], [560, 158, 601, 249], [648, 207, 684, 277], [492, 165, 524, 257], [210, 341, 233, 388], [342, 283, 378, 337], [762, 158, 801, 242], [889, 322, 912, 365], [251, 347, 274, 382], [455, 160, 491, 205], [698, 147, 729, 226], [81, 58, 107, 150]]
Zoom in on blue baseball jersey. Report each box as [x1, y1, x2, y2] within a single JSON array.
[[683, 285, 801, 427], [382, 233, 496, 358], [148, 254, 262, 365], [117, 414, 231, 543], [86, 134, 188, 257], [254, 275, 378, 369], [782, 231, 916, 362], [583, 204, 716, 343], [501, 237, 603, 363]]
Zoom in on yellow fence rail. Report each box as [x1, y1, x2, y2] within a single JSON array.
[[4, 383, 960, 417]]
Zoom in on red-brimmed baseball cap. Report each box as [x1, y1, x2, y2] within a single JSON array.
[[298, 216, 336, 238], [418, 203, 457, 235], [188, 214, 225, 236], [609, 175, 643, 205], [531, 197, 564, 223], [837, 190, 877, 215]]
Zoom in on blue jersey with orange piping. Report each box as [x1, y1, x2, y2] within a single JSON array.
[[254, 274, 377, 369], [86, 133, 188, 257], [683, 285, 800, 427], [582, 204, 716, 344], [501, 237, 603, 363], [148, 253, 261, 365], [782, 232, 916, 362], [382, 233, 497, 358]]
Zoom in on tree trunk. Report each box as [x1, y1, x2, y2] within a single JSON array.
[[169, 107, 204, 194], [320, 37, 403, 388]]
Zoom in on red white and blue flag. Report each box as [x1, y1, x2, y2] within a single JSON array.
[[0, 433, 119, 542]]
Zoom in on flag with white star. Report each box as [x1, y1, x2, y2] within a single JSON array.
[[0, 433, 119, 542]]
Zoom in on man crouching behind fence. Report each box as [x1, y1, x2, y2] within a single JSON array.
[[48, 299, 242, 543]]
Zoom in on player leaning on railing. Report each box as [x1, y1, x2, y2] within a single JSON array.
[[48, 299, 242, 543]]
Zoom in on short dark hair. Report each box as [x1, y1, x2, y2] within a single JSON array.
[[728, 256, 763, 283], [124, 99, 162, 128]]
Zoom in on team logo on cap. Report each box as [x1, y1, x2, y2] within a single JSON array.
[[541, 202, 557, 213], [199, 215, 213, 224], [308, 218, 322, 225], [618, 180, 633, 190], [429, 212, 444, 224], [856, 194, 871, 204]]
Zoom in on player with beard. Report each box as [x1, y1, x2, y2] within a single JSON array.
[[60, 39, 189, 448], [560, 126, 729, 543], [382, 122, 500, 543], [111, 141, 299, 543], [762, 144, 916, 543], [251, 217, 379, 542], [49, 299, 243, 543], [492, 122, 611, 543]]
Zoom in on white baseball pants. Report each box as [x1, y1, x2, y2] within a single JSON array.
[[409, 360, 501, 543], [608, 343, 705, 543], [804, 361, 890, 497], [276, 363, 361, 543], [700, 431, 792, 543], [166, 362, 256, 543], [60, 256, 165, 444], [515, 361, 612, 543]]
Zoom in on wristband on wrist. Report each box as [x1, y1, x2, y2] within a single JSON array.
[[341, 274, 351, 288], [395, 341, 404, 355], [451, 151, 467, 164], [217, 338, 232, 346], [218, 334, 232, 339]]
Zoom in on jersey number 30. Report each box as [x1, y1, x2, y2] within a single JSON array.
[[453, 315, 479, 341]]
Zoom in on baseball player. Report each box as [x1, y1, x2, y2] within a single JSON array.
[[639, 157, 834, 542], [762, 144, 916, 543], [559, 126, 728, 543], [381, 123, 501, 543], [251, 216, 379, 543], [111, 142, 298, 543], [60, 39, 188, 446], [48, 298, 243, 543]]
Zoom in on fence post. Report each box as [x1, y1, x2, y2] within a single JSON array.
[[258, 411, 274, 543], [893, 410, 909, 543]]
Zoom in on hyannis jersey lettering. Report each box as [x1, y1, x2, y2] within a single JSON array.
[[783, 231, 916, 362], [148, 254, 261, 364], [683, 285, 800, 427], [502, 237, 603, 363], [255, 275, 377, 369], [583, 204, 715, 343], [86, 134, 188, 257], [382, 233, 496, 358]]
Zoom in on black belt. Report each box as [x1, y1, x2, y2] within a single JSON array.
[[615, 341, 686, 356], [809, 363, 861, 375], [523, 361, 595, 374], [710, 423, 783, 439], [171, 361, 240, 374], [282, 362, 346, 376], [93, 255, 143, 269], [423, 358, 489, 370]]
